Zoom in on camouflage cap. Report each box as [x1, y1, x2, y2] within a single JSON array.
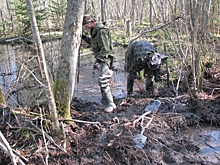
[[149, 53, 162, 70], [82, 15, 93, 25]]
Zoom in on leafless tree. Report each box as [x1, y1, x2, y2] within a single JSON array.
[[53, 0, 85, 120], [101, 0, 106, 22], [26, 0, 61, 133]]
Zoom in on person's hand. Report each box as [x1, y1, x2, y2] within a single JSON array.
[[153, 87, 159, 97], [134, 79, 145, 93], [93, 63, 99, 69]]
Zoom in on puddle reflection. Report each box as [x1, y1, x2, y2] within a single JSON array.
[[184, 127, 220, 164]]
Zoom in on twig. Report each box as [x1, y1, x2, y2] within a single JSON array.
[[104, 151, 117, 165], [119, 99, 132, 106], [59, 118, 100, 125], [214, 151, 220, 160], [0, 131, 25, 165], [129, 16, 182, 43], [61, 122, 67, 150], [39, 107, 49, 165], [29, 121, 67, 152], [113, 117, 120, 124], [211, 88, 220, 96], [11, 57, 45, 87], [215, 151, 220, 156], [10, 108, 36, 118], [12, 149, 29, 162]]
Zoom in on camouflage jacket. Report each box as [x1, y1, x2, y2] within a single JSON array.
[[125, 40, 161, 82], [82, 22, 114, 65]]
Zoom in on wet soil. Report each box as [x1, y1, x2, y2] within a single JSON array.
[[1, 79, 220, 165]]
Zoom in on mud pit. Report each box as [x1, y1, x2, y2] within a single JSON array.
[[1, 49, 220, 164], [67, 90, 220, 165]]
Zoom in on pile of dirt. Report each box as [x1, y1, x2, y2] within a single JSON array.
[[0, 86, 220, 165]]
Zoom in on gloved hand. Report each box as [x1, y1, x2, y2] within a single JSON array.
[[82, 33, 86, 40]]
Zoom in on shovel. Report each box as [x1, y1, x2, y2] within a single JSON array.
[[134, 133, 147, 149], [133, 100, 161, 148]]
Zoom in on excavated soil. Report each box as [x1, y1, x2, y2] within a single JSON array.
[[0, 82, 220, 165]]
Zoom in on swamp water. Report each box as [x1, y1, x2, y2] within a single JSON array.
[[0, 41, 128, 107], [0, 41, 220, 164], [184, 126, 220, 164]]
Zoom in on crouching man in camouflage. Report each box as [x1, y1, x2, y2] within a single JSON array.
[[81, 15, 116, 112], [125, 40, 168, 97]]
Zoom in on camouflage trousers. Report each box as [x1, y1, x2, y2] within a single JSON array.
[[144, 67, 154, 90], [127, 69, 154, 95], [97, 62, 114, 106]]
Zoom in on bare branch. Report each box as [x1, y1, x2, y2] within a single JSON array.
[[129, 16, 182, 43], [0, 131, 26, 165]]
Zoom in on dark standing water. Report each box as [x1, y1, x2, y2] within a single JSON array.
[[0, 42, 130, 107], [183, 126, 220, 164]]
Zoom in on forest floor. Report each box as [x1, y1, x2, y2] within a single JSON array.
[[0, 72, 220, 165]]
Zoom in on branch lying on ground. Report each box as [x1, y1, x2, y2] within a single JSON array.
[[29, 121, 67, 152], [59, 118, 101, 125], [129, 16, 182, 43], [0, 131, 26, 165], [1, 106, 47, 119]]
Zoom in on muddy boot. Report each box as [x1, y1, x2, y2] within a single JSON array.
[[100, 91, 107, 105], [101, 86, 116, 113], [105, 103, 116, 113]]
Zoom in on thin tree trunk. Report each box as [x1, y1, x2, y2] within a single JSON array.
[[0, 10, 6, 36], [5, 0, 14, 32], [189, 0, 201, 95], [26, 0, 61, 133], [150, 0, 153, 28], [123, 0, 127, 25], [139, 0, 145, 25], [160, 0, 166, 22], [202, 0, 211, 33], [199, 0, 211, 91], [131, 0, 135, 28], [101, 0, 106, 23]]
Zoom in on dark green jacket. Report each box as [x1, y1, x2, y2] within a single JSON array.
[[125, 40, 161, 82], [83, 22, 114, 65]]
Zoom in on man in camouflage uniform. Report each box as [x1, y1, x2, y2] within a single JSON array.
[[125, 40, 167, 97], [82, 15, 116, 112]]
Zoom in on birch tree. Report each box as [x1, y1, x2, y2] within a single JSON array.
[[53, 0, 85, 120], [26, 0, 61, 133], [101, 0, 106, 23]]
